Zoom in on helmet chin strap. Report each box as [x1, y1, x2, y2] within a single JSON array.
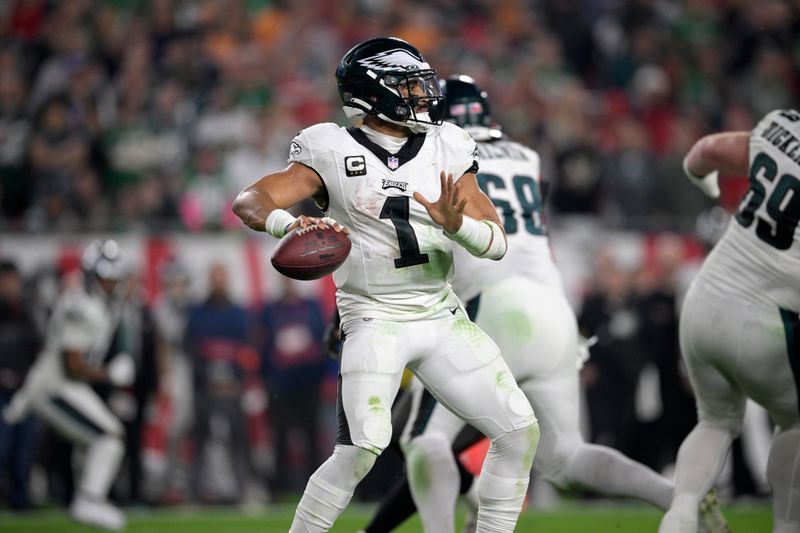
[[358, 110, 431, 135], [373, 111, 433, 134]]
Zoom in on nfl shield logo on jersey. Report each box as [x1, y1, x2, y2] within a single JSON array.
[[387, 156, 399, 170]]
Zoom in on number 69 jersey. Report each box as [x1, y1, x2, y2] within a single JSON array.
[[288, 121, 479, 323], [698, 109, 800, 312]]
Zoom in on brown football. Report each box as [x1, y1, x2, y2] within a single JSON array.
[[270, 225, 351, 280]]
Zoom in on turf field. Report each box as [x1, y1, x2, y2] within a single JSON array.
[[0, 502, 772, 532]]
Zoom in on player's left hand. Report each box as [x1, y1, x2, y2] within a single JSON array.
[[413, 171, 467, 233]]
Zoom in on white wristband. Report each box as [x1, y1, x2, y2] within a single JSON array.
[[682, 157, 720, 199], [445, 216, 507, 259], [107, 353, 135, 387], [265, 209, 297, 238]]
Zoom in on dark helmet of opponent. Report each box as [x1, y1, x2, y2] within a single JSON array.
[[441, 75, 502, 141], [336, 37, 445, 133]]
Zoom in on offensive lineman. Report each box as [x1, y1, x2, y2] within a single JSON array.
[[659, 110, 800, 533], [367, 76, 688, 533], [3, 240, 135, 531], [232, 37, 539, 533]]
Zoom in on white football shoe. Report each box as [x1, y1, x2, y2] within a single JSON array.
[[70, 496, 126, 531], [698, 489, 730, 533]]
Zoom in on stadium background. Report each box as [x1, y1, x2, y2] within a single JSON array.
[[0, 0, 795, 530]]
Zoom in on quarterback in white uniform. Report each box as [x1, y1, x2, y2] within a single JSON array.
[[3, 240, 135, 531], [233, 38, 539, 533], [659, 109, 800, 533], [390, 76, 683, 533]]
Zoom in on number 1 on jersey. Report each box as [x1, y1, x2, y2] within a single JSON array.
[[380, 196, 430, 268]]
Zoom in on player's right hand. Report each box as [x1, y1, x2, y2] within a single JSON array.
[[289, 215, 350, 234], [107, 353, 136, 387]]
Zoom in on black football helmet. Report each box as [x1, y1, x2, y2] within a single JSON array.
[[441, 75, 502, 141], [336, 37, 445, 133]]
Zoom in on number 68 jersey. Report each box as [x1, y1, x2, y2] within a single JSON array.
[[699, 109, 800, 312], [450, 138, 563, 304], [288, 121, 479, 323]]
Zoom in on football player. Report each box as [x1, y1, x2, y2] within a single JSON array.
[[233, 37, 539, 533], [659, 110, 800, 533], [3, 240, 134, 531], [358, 76, 689, 533]]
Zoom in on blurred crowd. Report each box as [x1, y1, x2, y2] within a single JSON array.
[[0, 253, 337, 508], [0, 0, 799, 232], [0, 234, 774, 509], [0, 0, 788, 512]]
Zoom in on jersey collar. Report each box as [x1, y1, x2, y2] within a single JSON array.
[[347, 126, 426, 171]]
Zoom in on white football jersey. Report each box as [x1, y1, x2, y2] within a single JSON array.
[[24, 285, 118, 388], [698, 109, 800, 312], [451, 139, 563, 303], [288, 121, 478, 323]]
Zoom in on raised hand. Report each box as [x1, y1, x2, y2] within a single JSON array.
[[413, 171, 467, 233]]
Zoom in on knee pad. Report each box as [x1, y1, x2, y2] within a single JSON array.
[[336, 380, 394, 455], [346, 408, 392, 455]]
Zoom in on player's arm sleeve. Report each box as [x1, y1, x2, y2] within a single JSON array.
[[455, 129, 479, 177], [232, 127, 326, 233], [287, 128, 330, 211], [287, 130, 315, 168]]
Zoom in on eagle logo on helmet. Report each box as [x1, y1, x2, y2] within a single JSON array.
[[356, 48, 427, 71], [336, 37, 445, 132]]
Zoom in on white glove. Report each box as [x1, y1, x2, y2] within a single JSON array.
[[3, 390, 30, 424], [576, 335, 598, 370], [107, 352, 136, 387], [682, 157, 720, 199]]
